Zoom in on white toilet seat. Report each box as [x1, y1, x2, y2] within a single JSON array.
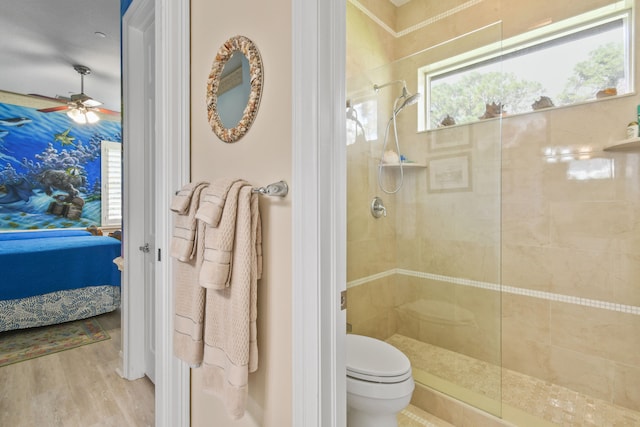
[[346, 334, 412, 384], [347, 367, 412, 383]]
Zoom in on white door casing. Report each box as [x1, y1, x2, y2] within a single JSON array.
[[122, 0, 151, 382], [123, 0, 190, 426], [143, 17, 157, 383], [292, 0, 347, 426]]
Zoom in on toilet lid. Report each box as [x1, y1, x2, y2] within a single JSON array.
[[346, 334, 412, 383]]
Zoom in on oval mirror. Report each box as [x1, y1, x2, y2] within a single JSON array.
[[206, 35, 264, 143]]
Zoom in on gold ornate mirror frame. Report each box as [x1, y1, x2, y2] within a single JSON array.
[[206, 35, 264, 143]]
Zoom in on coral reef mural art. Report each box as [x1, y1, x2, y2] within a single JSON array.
[[0, 100, 121, 230]]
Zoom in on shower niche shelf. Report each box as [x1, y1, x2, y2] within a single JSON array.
[[381, 163, 427, 169], [604, 137, 640, 152]]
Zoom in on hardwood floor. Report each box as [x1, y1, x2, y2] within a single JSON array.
[[0, 310, 155, 427]]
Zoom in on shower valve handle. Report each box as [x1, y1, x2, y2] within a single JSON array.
[[371, 197, 387, 218]]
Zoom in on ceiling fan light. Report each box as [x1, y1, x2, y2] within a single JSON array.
[[85, 110, 100, 124], [67, 108, 87, 124]]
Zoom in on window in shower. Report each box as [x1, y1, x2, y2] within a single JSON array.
[[419, 3, 633, 130]]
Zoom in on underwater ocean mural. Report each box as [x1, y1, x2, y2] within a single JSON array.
[[0, 100, 121, 230]]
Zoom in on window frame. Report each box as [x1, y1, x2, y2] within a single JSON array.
[[418, 0, 634, 131], [101, 140, 122, 227]]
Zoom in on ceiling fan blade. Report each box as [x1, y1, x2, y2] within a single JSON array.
[[37, 105, 69, 113], [95, 107, 120, 115], [83, 98, 102, 108], [29, 93, 69, 103]]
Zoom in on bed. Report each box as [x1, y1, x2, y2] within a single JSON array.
[[0, 229, 122, 332]]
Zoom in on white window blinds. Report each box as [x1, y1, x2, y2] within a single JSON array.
[[101, 141, 122, 227]]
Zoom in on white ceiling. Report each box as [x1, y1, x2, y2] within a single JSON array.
[[0, 0, 121, 112]]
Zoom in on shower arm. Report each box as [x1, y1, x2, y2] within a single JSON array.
[[373, 80, 407, 93]]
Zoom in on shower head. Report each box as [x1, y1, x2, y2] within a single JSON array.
[[394, 91, 421, 115], [374, 80, 421, 115]]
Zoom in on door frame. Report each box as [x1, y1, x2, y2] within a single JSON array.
[[122, 0, 151, 382], [292, 0, 347, 425], [122, 0, 190, 426]]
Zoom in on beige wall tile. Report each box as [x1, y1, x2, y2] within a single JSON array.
[[348, 275, 418, 340], [500, 0, 616, 39], [614, 363, 640, 411], [549, 200, 634, 253], [395, 306, 419, 340], [347, 238, 397, 280], [502, 202, 551, 247], [613, 253, 640, 306], [502, 294, 551, 379], [501, 245, 552, 291], [394, 1, 502, 61], [420, 239, 500, 282], [550, 302, 640, 368], [502, 294, 550, 344], [346, 283, 373, 324], [549, 345, 614, 402], [396, 237, 422, 270], [346, 2, 395, 80], [503, 339, 551, 382]]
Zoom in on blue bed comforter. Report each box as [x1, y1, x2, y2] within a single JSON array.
[[0, 232, 121, 301]]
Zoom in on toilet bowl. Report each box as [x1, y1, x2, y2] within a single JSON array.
[[346, 334, 414, 427]]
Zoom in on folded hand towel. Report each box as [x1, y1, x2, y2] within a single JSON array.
[[170, 181, 209, 214], [171, 182, 209, 262], [196, 178, 246, 227]]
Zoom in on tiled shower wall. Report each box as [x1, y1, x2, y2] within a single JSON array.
[[347, 0, 640, 413], [499, 101, 640, 410]]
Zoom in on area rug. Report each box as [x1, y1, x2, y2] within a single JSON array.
[[0, 318, 110, 367]]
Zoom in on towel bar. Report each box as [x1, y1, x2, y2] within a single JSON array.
[[174, 180, 289, 197], [252, 180, 288, 197]]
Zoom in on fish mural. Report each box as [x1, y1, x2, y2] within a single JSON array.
[[0, 117, 32, 127], [0, 101, 121, 230]]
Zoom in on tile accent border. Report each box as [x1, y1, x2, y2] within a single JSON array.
[[400, 407, 440, 427], [348, 0, 484, 38], [347, 269, 640, 316]]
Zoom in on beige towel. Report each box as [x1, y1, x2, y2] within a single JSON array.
[[195, 178, 246, 227], [170, 181, 208, 214], [199, 180, 248, 289], [170, 182, 209, 262], [173, 220, 206, 366], [201, 185, 261, 420]]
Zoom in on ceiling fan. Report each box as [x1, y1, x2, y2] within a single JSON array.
[[36, 65, 119, 124]]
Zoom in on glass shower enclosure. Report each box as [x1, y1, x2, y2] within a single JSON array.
[[346, 16, 503, 418]]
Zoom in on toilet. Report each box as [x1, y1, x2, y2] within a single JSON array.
[[346, 334, 415, 427]]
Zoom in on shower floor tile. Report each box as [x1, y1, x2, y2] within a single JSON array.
[[398, 404, 455, 427], [388, 334, 640, 427]]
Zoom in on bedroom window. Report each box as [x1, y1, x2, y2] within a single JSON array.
[[419, 2, 633, 130], [101, 141, 122, 227]]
